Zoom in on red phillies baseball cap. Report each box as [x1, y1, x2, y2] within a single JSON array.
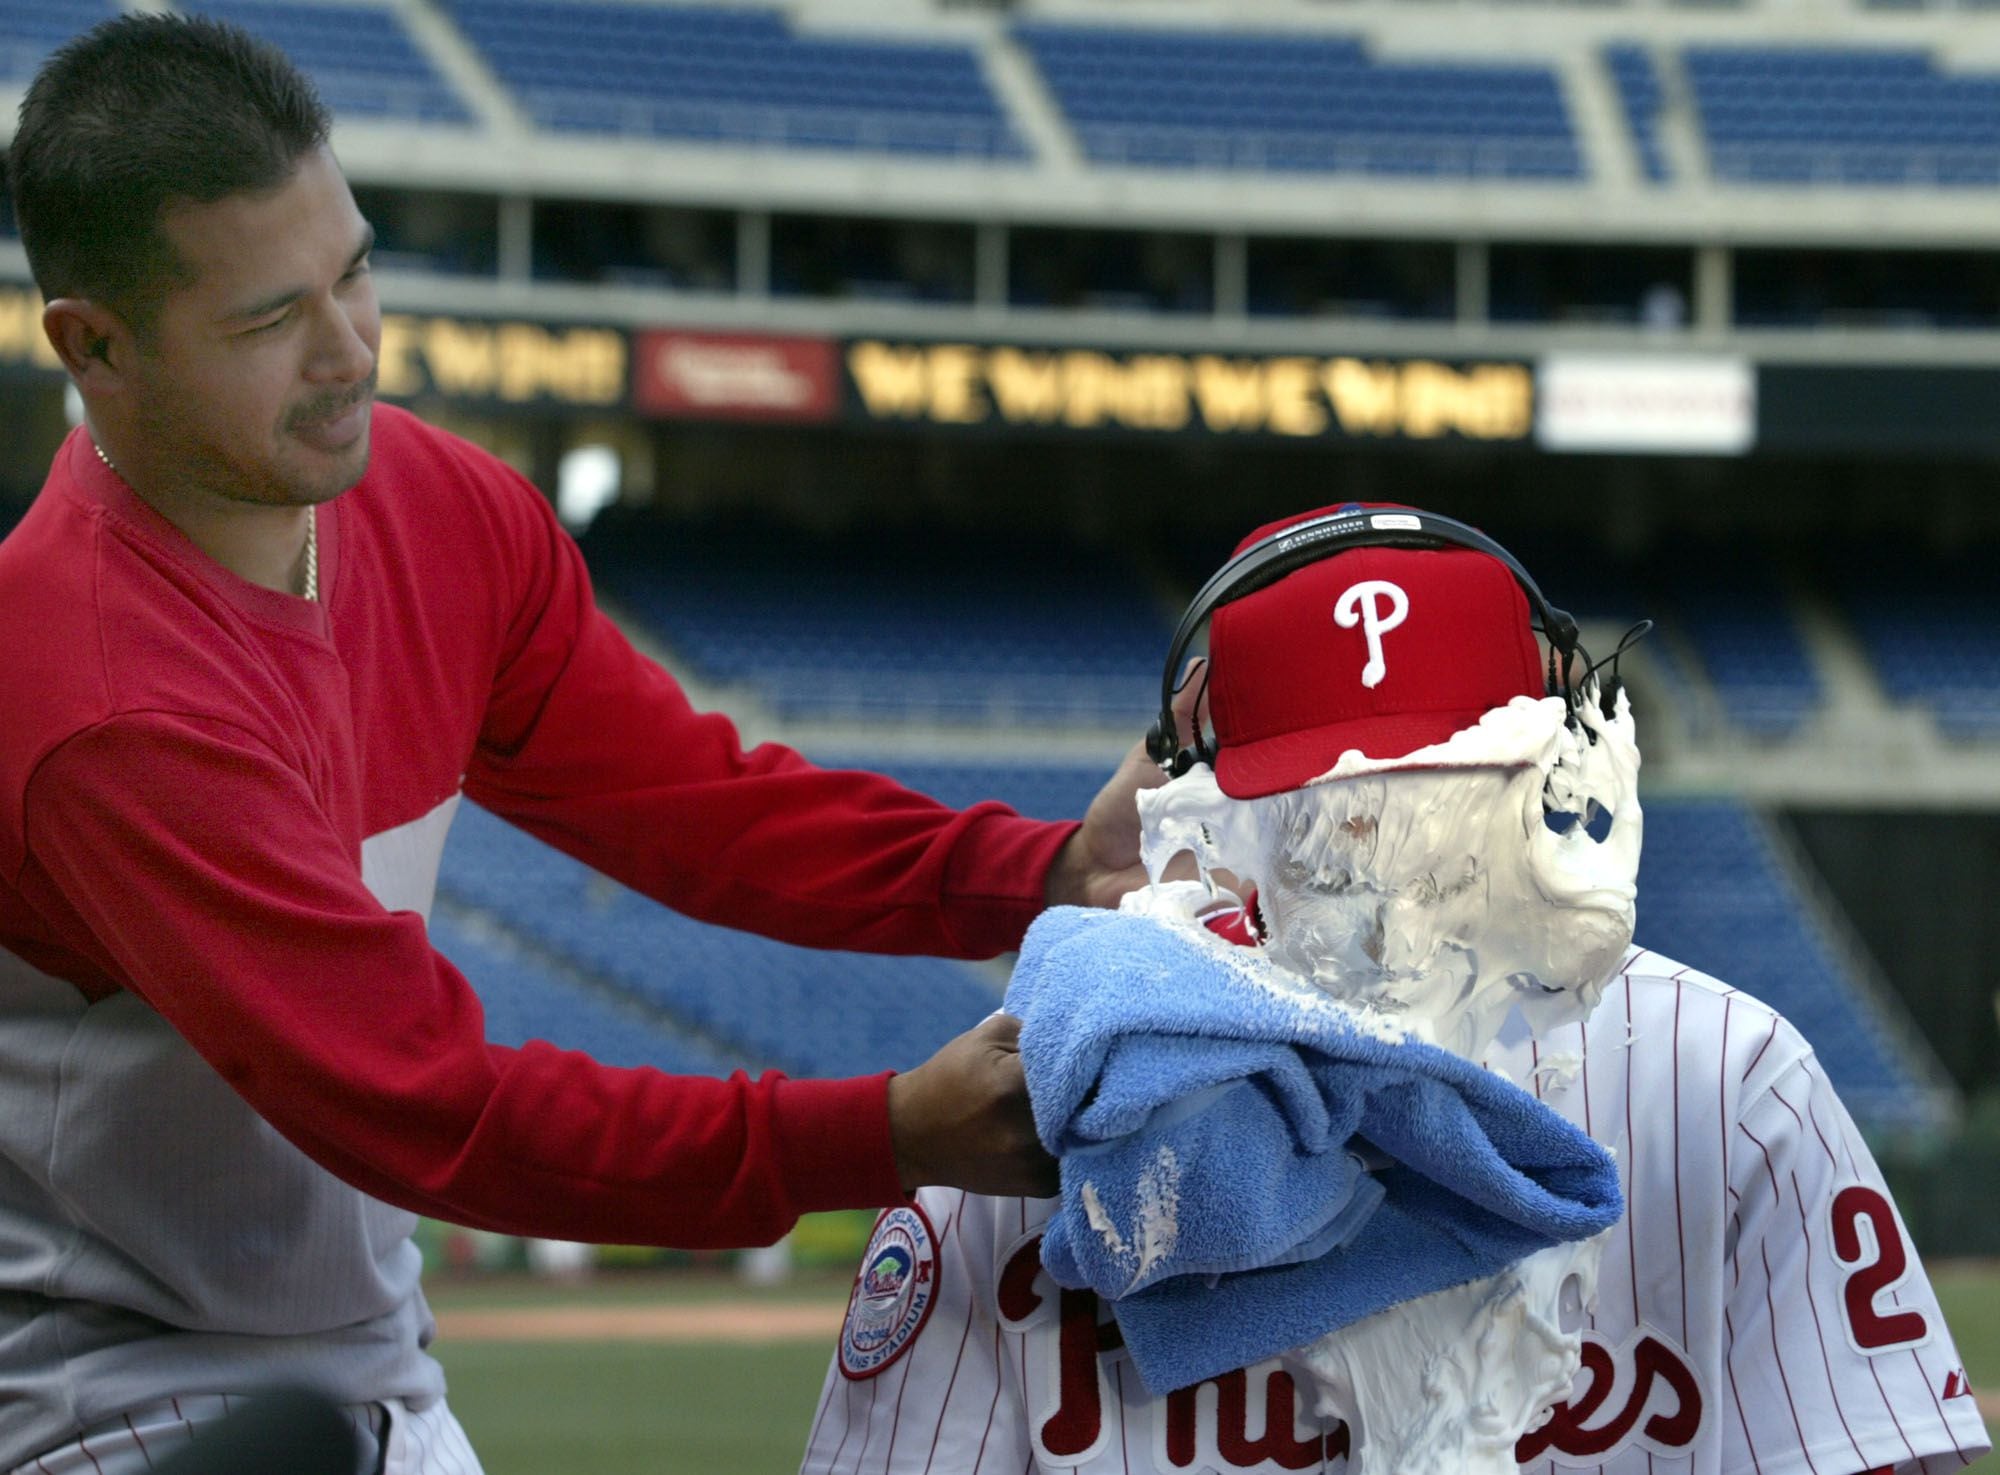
[[1207, 506, 1548, 799]]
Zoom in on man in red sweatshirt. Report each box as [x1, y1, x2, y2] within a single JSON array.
[[0, 14, 1181, 1472]]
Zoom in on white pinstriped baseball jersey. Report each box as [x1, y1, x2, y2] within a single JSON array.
[[801, 950, 1990, 1475]]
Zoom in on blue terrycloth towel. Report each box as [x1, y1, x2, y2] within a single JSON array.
[[1004, 906, 1623, 1396]]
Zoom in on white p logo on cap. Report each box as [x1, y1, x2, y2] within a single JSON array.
[[1334, 580, 1410, 689]]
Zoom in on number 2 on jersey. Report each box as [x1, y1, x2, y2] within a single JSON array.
[[1829, 1185, 1931, 1355]]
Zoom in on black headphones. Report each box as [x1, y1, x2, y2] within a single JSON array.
[[1146, 506, 1604, 778]]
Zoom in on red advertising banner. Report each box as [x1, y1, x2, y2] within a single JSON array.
[[632, 329, 841, 423]]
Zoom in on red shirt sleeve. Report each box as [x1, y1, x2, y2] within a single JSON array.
[[21, 711, 908, 1246], [460, 468, 1076, 960]]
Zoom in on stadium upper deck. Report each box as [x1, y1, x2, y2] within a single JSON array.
[[12, 0, 2000, 243], [12, 0, 2000, 382]]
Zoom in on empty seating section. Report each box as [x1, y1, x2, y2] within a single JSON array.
[[581, 519, 1169, 726], [447, 0, 1023, 159], [1669, 584, 1822, 737], [427, 909, 744, 1076], [1013, 23, 1581, 181], [1634, 799, 1933, 1130], [824, 758, 1108, 825], [30, 5, 2000, 200], [1841, 563, 2000, 738], [1604, 44, 1670, 183], [1688, 46, 2000, 187], [180, 0, 471, 123], [1672, 595, 1816, 735], [436, 800, 1003, 1079], [1483, 537, 1705, 726], [0, 0, 112, 80]]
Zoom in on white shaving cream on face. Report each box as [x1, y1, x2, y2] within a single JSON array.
[[1129, 686, 1641, 1465], [1298, 1233, 1609, 1475], [1137, 687, 1642, 1060]]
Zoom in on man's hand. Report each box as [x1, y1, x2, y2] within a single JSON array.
[[887, 1013, 1058, 1198], [1044, 657, 1208, 910]]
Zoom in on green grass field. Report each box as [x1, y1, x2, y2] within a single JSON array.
[[437, 1339, 837, 1472], [430, 1263, 1999, 1474]]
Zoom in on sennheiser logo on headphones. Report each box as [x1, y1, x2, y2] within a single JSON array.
[[1274, 516, 1365, 556], [1334, 580, 1410, 688]]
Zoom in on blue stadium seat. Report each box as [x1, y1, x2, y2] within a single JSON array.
[[1687, 44, 2000, 189], [180, 0, 473, 124], [1675, 593, 1822, 738], [1014, 21, 1582, 182], [428, 909, 744, 1076], [446, 0, 1026, 160], [437, 800, 1006, 1079], [0, 0, 116, 81], [1839, 560, 2000, 739], [579, 517, 1170, 727], [1635, 799, 1932, 1130], [1619, 550, 1822, 738]]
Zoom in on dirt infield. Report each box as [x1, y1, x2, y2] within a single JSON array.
[[436, 1302, 846, 1343]]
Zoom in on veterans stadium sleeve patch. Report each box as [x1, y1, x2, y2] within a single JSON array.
[[838, 1203, 941, 1380]]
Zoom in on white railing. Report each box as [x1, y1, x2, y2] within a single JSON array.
[[520, 88, 1023, 159], [1075, 123, 1583, 178], [1709, 139, 2000, 186]]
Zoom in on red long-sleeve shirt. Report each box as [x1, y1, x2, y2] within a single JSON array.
[[0, 407, 1074, 1249]]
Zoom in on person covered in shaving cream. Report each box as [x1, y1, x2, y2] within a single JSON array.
[[801, 504, 1988, 1475]]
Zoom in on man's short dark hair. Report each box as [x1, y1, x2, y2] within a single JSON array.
[[8, 14, 332, 334]]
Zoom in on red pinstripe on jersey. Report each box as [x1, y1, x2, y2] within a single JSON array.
[[918, 1264, 979, 1474], [1673, 972, 1691, 1350]]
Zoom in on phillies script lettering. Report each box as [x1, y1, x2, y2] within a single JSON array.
[[998, 1233, 1338, 1470], [1516, 1331, 1704, 1463], [997, 1235, 1702, 1470]]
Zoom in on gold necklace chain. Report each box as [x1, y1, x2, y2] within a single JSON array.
[[92, 437, 317, 602]]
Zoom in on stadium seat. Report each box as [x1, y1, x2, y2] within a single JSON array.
[[1839, 558, 2000, 739], [1636, 550, 1823, 738], [1634, 799, 1934, 1131], [445, 0, 1027, 160], [1687, 44, 2000, 188], [178, 0, 474, 124], [437, 800, 1006, 1079], [1014, 21, 1583, 182], [0, 0, 114, 81], [579, 515, 1171, 727], [427, 909, 745, 1076]]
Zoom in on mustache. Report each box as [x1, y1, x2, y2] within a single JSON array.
[[285, 371, 378, 432]]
